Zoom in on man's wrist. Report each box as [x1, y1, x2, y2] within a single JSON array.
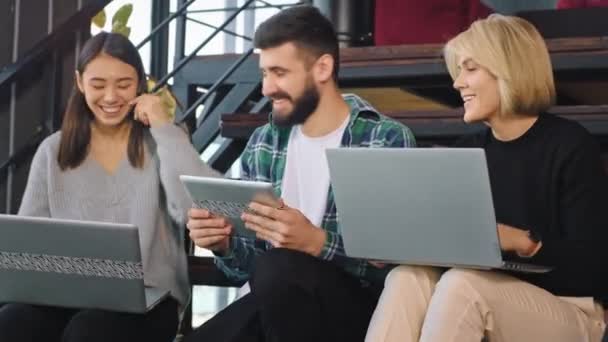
[[212, 238, 232, 257], [310, 229, 327, 257]]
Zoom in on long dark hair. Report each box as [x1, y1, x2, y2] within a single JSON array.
[[58, 32, 147, 170]]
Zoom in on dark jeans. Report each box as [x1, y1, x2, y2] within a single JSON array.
[[184, 248, 381, 342], [0, 297, 178, 342]]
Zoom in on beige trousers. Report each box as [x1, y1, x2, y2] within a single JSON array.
[[365, 266, 606, 342]]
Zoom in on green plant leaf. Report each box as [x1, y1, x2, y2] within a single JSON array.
[[112, 22, 131, 38], [146, 77, 158, 93], [159, 87, 177, 119], [147, 77, 177, 119], [92, 10, 106, 28], [112, 3, 133, 27]]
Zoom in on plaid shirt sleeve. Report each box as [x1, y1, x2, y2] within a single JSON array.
[[216, 96, 418, 284], [213, 126, 270, 281]]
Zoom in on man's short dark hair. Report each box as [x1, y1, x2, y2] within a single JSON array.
[[254, 5, 339, 81]]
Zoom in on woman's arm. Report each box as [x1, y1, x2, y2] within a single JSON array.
[[528, 136, 608, 269], [149, 124, 221, 225], [18, 140, 51, 217]]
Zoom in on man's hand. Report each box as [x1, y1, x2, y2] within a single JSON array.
[[241, 201, 326, 256], [187, 208, 232, 254]]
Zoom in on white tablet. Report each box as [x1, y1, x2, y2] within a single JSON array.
[[180, 175, 280, 239]]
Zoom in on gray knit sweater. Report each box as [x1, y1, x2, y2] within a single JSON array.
[[18, 124, 219, 307]]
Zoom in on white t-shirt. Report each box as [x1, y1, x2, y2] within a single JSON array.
[[281, 117, 350, 227]]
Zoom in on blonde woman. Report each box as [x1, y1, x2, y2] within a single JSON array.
[[365, 14, 608, 342]]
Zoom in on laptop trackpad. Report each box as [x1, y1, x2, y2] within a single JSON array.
[[144, 287, 170, 311]]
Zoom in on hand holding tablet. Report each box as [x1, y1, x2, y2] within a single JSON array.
[[180, 175, 281, 241]]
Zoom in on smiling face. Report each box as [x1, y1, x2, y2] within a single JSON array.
[[76, 53, 139, 128], [259, 42, 321, 127], [453, 57, 501, 124]]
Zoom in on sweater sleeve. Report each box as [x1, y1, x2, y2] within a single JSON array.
[[528, 134, 608, 289], [149, 124, 222, 226], [18, 139, 51, 217]]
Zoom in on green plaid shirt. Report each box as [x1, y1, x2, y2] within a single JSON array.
[[215, 94, 416, 283]]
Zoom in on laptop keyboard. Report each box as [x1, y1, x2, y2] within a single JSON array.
[[502, 262, 551, 273], [503, 262, 528, 271]]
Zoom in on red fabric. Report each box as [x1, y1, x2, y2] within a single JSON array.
[[374, 0, 493, 45], [557, 0, 608, 8]]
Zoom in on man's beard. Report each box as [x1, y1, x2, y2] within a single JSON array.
[[271, 82, 320, 128]]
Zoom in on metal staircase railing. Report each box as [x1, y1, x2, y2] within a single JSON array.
[[134, 0, 303, 173], [1, 0, 305, 179], [0, 0, 111, 181]]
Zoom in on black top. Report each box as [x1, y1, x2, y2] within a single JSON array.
[[456, 113, 608, 301]]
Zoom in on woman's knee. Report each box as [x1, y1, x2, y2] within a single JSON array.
[[385, 265, 442, 290], [0, 304, 70, 340], [433, 268, 491, 299], [63, 300, 178, 342], [0, 304, 33, 334], [62, 309, 142, 342], [0, 303, 37, 322], [62, 309, 108, 342]]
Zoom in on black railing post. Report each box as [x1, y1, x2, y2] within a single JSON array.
[[0, 0, 110, 88], [136, 0, 197, 50], [46, 49, 61, 133], [150, 0, 170, 79], [151, 0, 256, 92], [178, 47, 255, 123], [174, 0, 188, 67]]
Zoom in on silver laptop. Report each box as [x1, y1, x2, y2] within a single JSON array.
[[326, 148, 551, 273], [0, 214, 169, 313]]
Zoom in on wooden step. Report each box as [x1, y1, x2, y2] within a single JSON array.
[[220, 105, 608, 144], [180, 36, 608, 109], [339, 36, 608, 65]]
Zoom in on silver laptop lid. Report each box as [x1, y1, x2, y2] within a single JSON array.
[[0, 215, 141, 261], [0, 215, 147, 312], [326, 148, 504, 268]]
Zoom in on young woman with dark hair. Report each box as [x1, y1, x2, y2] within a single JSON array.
[[0, 32, 218, 342]]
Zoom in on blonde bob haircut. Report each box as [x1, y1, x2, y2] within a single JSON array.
[[444, 14, 556, 116]]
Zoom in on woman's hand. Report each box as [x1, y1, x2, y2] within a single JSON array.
[[497, 223, 541, 257], [130, 94, 172, 128]]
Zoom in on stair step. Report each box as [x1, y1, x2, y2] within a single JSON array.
[[179, 36, 608, 109], [220, 105, 608, 142]]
